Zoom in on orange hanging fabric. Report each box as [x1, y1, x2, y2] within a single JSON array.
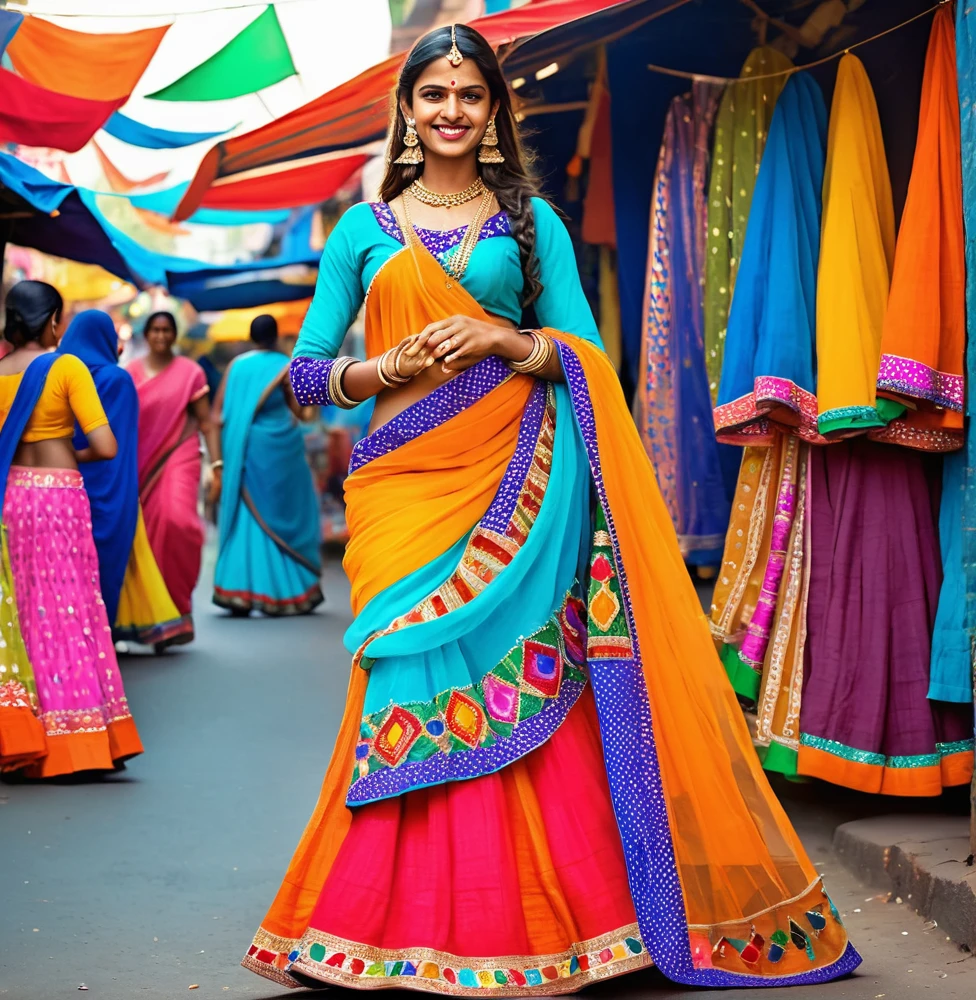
[[871, 4, 965, 453], [6, 16, 168, 102]]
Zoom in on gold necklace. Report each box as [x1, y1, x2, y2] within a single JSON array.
[[401, 189, 495, 287], [408, 176, 486, 208]]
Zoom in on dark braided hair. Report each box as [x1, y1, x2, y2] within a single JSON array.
[[3, 280, 63, 347], [380, 24, 543, 308]]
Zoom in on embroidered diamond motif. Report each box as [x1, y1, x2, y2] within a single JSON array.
[[373, 705, 422, 765], [482, 673, 520, 723], [561, 597, 587, 666], [589, 585, 620, 633], [445, 690, 486, 746], [522, 640, 562, 698]]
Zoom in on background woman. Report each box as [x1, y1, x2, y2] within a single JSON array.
[[213, 314, 322, 617], [127, 311, 221, 644], [242, 25, 856, 995], [57, 311, 186, 653], [0, 281, 142, 777]]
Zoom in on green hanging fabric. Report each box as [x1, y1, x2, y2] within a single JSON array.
[[704, 46, 793, 403], [147, 5, 296, 102]]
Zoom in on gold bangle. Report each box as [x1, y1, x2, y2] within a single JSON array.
[[329, 357, 359, 409], [507, 331, 552, 376], [376, 347, 411, 388]]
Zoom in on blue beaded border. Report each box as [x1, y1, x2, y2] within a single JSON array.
[[556, 339, 861, 987]]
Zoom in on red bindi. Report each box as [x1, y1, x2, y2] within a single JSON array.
[[451, 80, 456, 87]]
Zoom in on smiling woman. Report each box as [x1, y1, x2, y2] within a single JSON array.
[[241, 23, 859, 997]]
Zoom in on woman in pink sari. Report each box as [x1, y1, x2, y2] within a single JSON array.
[[127, 312, 222, 646]]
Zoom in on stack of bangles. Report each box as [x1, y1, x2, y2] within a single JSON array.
[[507, 330, 554, 376], [328, 344, 411, 409]]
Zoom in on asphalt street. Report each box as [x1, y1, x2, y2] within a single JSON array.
[[2, 553, 975, 1000]]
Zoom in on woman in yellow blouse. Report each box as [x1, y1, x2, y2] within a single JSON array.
[[0, 281, 143, 777]]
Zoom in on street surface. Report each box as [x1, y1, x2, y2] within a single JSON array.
[[2, 553, 975, 1000]]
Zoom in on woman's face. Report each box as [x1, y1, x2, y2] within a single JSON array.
[[403, 58, 498, 163], [146, 316, 177, 355]]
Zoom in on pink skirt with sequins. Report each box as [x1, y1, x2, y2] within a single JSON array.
[[4, 467, 142, 777]]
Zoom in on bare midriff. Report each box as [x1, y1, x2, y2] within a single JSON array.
[[368, 312, 517, 433], [11, 437, 78, 472]]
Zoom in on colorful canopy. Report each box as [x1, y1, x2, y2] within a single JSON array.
[[146, 5, 295, 102], [175, 0, 629, 218], [102, 112, 234, 150], [5, 15, 167, 101]]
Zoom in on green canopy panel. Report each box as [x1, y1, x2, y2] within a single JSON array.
[[147, 5, 296, 102]]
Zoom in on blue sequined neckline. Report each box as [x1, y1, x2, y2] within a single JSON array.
[[369, 201, 512, 261]]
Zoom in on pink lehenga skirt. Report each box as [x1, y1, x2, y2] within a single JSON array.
[[4, 467, 143, 777]]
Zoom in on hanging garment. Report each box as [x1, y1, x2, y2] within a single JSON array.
[[815, 55, 899, 436], [798, 441, 973, 795], [957, 0, 976, 639], [871, 5, 965, 453], [709, 433, 805, 703], [928, 450, 970, 703], [714, 73, 827, 446], [704, 46, 793, 403], [637, 84, 728, 566]]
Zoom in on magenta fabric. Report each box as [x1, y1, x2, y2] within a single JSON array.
[[4, 467, 133, 741], [800, 441, 972, 761], [308, 687, 638, 956], [128, 356, 207, 617]]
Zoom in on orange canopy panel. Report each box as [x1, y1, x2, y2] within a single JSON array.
[[7, 16, 168, 102], [0, 68, 124, 152], [197, 150, 371, 213], [176, 0, 627, 219]]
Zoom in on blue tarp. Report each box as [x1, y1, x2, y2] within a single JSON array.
[[165, 206, 319, 311], [0, 10, 22, 56], [102, 111, 233, 150]]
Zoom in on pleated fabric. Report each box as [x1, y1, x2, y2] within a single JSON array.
[[815, 54, 897, 437]]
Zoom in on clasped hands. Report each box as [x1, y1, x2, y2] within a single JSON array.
[[393, 315, 527, 377]]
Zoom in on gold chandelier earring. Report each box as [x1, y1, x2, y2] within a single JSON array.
[[478, 117, 505, 164], [394, 116, 424, 165]]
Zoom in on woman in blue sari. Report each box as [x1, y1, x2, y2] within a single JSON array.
[[213, 315, 323, 616], [57, 310, 139, 628]]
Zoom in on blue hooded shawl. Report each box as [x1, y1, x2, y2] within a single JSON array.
[[57, 310, 138, 624]]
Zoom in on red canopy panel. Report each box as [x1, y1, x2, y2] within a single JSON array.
[[175, 0, 631, 219], [0, 68, 124, 153], [197, 149, 371, 212]]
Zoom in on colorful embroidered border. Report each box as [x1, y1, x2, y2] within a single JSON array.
[[876, 353, 964, 411], [799, 732, 976, 769], [817, 403, 886, 435], [0, 677, 37, 712], [352, 385, 553, 671], [868, 418, 963, 453], [348, 593, 588, 804], [244, 922, 649, 995], [556, 340, 860, 987], [714, 379, 826, 446], [114, 613, 193, 648], [349, 356, 514, 473]]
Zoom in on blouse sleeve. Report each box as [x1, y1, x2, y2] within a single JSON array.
[[294, 203, 369, 360], [530, 197, 603, 348], [59, 355, 109, 434]]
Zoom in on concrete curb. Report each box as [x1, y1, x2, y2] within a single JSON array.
[[833, 815, 976, 952]]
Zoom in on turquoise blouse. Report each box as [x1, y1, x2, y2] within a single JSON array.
[[295, 196, 602, 358]]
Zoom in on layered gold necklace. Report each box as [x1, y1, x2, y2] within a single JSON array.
[[408, 176, 486, 208], [401, 187, 495, 286]]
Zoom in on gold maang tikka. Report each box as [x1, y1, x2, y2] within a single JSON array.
[[446, 24, 463, 67]]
